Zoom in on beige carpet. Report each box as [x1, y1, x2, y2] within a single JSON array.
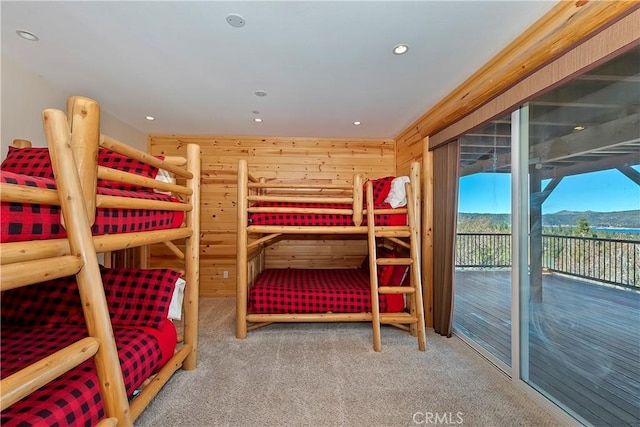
[[135, 298, 561, 427]]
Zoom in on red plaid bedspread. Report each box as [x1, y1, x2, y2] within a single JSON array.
[[248, 202, 406, 226], [0, 324, 172, 426], [1, 171, 184, 243], [248, 268, 405, 314]]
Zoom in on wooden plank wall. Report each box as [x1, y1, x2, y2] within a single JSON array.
[[396, 133, 424, 176], [148, 135, 395, 297]]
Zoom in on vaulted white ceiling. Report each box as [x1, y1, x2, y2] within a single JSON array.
[[2, 1, 556, 138]]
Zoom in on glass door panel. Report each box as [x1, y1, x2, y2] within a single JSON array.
[[454, 114, 512, 368], [521, 47, 640, 426]]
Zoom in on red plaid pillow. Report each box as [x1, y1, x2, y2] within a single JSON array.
[[1, 147, 54, 178], [1, 171, 65, 243], [379, 247, 410, 286], [1, 146, 162, 192], [364, 176, 394, 206], [360, 246, 406, 286], [3, 267, 180, 330], [388, 262, 410, 287], [377, 246, 396, 286], [97, 149, 161, 192], [67, 267, 180, 329]]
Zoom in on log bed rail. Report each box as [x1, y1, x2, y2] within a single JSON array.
[[0, 96, 201, 425], [1, 107, 133, 424], [236, 159, 426, 351]]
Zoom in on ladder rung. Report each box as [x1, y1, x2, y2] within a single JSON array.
[[378, 286, 415, 294], [376, 258, 412, 266], [379, 312, 417, 323], [375, 230, 410, 238]]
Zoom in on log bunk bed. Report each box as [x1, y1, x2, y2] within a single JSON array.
[[0, 96, 201, 426], [236, 159, 426, 351]]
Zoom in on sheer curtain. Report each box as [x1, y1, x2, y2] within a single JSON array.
[[431, 140, 460, 337]]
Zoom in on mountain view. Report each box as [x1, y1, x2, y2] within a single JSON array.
[[456, 209, 639, 289], [458, 209, 640, 229], [540, 210, 640, 229]]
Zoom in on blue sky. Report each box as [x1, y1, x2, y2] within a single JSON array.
[[458, 167, 640, 214]]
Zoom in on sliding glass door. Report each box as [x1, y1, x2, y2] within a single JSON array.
[[454, 114, 512, 369], [518, 47, 640, 426], [453, 46, 639, 425]]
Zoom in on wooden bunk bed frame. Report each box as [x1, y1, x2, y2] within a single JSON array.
[[236, 159, 426, 351], [0, 96, 201, 426]]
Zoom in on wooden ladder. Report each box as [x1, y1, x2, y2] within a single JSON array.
[[366, 181, 426, 352]]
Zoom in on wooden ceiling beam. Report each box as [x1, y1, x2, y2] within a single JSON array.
[[618, 165, 640, 186], [577, 74, 640, 82], [395, 2, 639, 146], [531, 177, 563, 206], [493, 119, 599, 127], [461, 113, 639, 177], [530, 101, 626, 109], [532, 113, 639, 163], [534, 152, 640, 181]]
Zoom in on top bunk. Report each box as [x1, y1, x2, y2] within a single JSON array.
[[1, 96, 201, 266], [237, 158, 421, 236]]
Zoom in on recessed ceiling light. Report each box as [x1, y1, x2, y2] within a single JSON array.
[[393, 44, 409, 55], [254, 118, 263, 123], [227, 14, 246, 28], [255, 90, 268, 97], [16, 30, 39, 41], [353, 121, 361, 126], [574, 125, 585, 131], [145, 116, 155, 121]]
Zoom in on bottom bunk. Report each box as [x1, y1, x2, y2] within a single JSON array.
[[0, 267, 183, 426], [1, 323, 175, 426], [248, 267, 407, 315], [239, 235, 426, 349]]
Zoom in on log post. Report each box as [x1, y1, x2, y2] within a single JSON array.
[[66, 96, 100, 226], [236, 160, 249, 339], [43, 107, 132, 426], [183, 143, 201, 370]]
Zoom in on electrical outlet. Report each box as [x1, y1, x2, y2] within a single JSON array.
[[223, 270, 229, 279]]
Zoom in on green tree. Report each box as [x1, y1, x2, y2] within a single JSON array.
[[575, 217, 591, 236]]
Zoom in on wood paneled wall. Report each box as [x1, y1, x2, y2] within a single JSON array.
[[396, 132, 425, 176], [148, 135, 395, 297]]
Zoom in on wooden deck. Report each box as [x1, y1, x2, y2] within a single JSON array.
[[453, 270, 640, 427]]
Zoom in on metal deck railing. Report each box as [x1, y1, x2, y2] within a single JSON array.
[[456, 233, 640, 289]]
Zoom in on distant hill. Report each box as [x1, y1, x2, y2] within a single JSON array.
[[458, 210, 640, 229], [458, 213, 510, 228], [542, 210, 640, 228]]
